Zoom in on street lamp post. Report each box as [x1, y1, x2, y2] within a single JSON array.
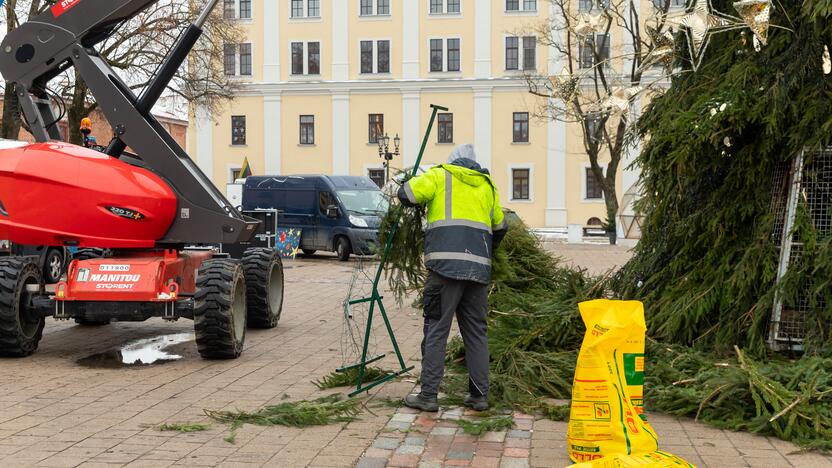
[[377, 133, 400, 184]]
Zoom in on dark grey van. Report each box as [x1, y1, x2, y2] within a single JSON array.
[[243, 175, 388, 261]]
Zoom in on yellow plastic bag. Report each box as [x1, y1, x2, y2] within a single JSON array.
[[568, 451, 696, 467], [567, 300, 658, 463]]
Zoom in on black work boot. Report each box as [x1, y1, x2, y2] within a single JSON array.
[[404, 393, 439, 412], [464, 394, 489, 411]]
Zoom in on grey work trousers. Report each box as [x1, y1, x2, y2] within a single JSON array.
[[420, 271, 489, 398]]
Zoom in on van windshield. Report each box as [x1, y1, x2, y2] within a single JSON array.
[[336, 190, 389, 216]]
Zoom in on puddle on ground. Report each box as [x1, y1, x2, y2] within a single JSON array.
[[77, 333, 194, 369]]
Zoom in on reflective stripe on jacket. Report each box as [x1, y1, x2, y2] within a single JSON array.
[[403, 164, 506, 284]]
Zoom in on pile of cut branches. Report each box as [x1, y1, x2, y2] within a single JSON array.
[[379, 204, 832, 450]]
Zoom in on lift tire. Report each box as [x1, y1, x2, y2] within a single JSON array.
[[242, 248, 284, 329], [73, 248, 112, 261], [0, 258, 45, 357], [194, 259, 247, 359], [336, 237, 351, 262]]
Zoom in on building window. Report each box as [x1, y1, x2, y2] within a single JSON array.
[[240, 0, 251, 18], [362, 0, 390, 15], [585, 114, 602, 143], [291, 42, 321, 75], [292, 0, 304, 17], [430, 39, 443, 72], [430, 0, 460, 14], [308, 42, 320, 74], [513, 112, 529, 143], [224, 43, 252, 76], [360, 41, 373, 73], [447, 38, 460, 72], [291, 0, 320, 18], [506, 36, 536, 71], [579, 0, 609, 12], [223, 44, 236, 76], [231, 116, 246, 146], [652, 0, 684, 9], [512, 169, 530, 201], [507, 0, 536, 11], [438, 113, 454, 143], [523, 36, 536, 69], [585, 168, 603, 199], [360, 40, 391, 74], [579, 34, 609, 69], [299, 115, 315, 145], [505, 37, 519, 70], [224, 0, 236, 19], [368, 169, 386, 188], [231, 168, 243, 181], [369, 114, 384, 143], [239, 43, 252, 76]]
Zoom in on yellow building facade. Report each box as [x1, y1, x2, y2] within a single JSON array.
[[189, 0, 646, 229]]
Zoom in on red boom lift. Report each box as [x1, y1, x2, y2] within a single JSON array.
[[0, 0, 284, 358]]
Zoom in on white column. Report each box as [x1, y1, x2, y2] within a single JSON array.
[[622, 97, 642, 192], [546, 102, 568, 227], [263, 0, 281, 82], [402, 1, 420, 79], [546, 2, 568, 228], [402, 90, 421, 167], [332, 93, 350, 174], [195, 104, 214, 179], [473, 88, 492, 170], [263, 95, 282, 174], [474, 0, 492, 78], [332, 0, 349, 81]]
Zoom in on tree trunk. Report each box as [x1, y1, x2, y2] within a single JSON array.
[[601, 178, 619, 245], [67, 79, 89, 146], [1, 83, 22, 140]]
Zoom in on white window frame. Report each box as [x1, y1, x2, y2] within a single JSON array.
[[227, 164, 243, 184], [224, 42, 254, 78], [505, 0, 538, 14], [364, 165, 388, 187], [225, 0, 254, 21], [582, 163, 607, 203], [652, 0, 685, 10], [358, 38, 393, 74], [289, 0, 323, 20], [504, 35, 537, 72], [289, 40, 323, 77], [427, 37, 463, 73], [577, 33, 611, 70], [428, 0, 463, 17], [508, 164, 535, 203], [358, 0, 392, 17]]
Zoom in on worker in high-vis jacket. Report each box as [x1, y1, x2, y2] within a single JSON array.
[[398, 143, 507, 412]]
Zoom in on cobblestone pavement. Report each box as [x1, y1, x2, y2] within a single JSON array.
[[1, 252, 830, 467]]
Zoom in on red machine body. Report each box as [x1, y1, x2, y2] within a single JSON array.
[[58, 250, 213, 302], [0, 141, 177, 248]]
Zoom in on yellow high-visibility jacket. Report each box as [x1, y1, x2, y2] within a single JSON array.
[[401, 164, 506, 284]]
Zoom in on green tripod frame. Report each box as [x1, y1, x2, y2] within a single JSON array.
[[338, 104, 449, 397]]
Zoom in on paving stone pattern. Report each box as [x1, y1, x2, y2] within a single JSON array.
[[0, 250, 829, 467]]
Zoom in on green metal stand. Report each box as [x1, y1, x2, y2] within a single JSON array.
[[338, 104, 449, 397]]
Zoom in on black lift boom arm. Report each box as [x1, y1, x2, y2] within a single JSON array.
[[0, 0, 259, 245]]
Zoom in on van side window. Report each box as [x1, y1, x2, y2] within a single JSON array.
[[319, 192, 337, 214]]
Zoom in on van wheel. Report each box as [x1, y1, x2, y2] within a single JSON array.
[[302, 249, 316, 256], [42, 249, 65, 284], [336, 237, 351, 262]]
